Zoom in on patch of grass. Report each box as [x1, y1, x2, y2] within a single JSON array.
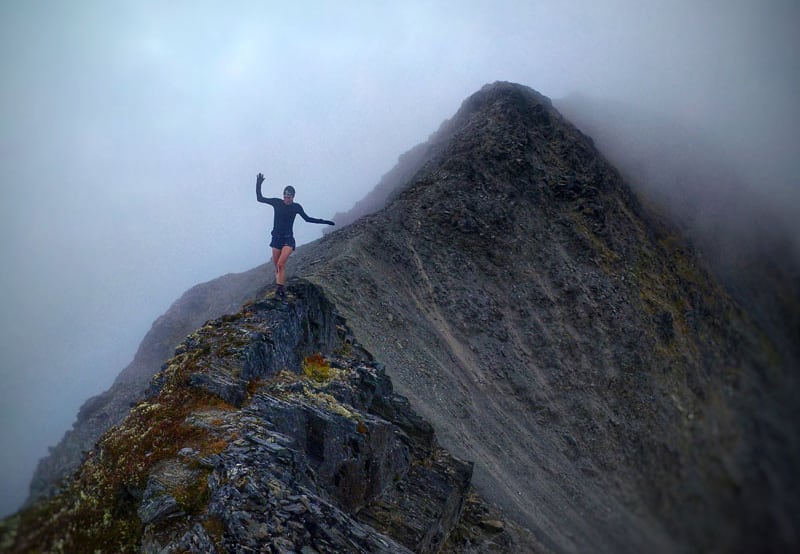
[[303, 353, 334, 382]]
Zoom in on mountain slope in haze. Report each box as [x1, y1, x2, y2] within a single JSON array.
[[289, 82, 800, 552], [555, 93, 800, 378], [23, 81, 799, 552]]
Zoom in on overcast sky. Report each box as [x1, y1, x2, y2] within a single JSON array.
[[1, 0, 797, 517]]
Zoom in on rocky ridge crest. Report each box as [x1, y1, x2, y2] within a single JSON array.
[[26, 269, 267, 506], [2, 281, 534, 552]]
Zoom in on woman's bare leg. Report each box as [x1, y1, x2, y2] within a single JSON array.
[[275, 245, 293, 285], [271, 247, 281, 282]]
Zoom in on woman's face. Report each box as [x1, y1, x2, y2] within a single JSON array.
[[283, 192, 294, 205]]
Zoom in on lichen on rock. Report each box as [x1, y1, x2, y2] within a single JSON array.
[[0, 280, 498, 553]]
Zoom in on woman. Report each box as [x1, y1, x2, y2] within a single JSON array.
[[256, 172, 334, 298]]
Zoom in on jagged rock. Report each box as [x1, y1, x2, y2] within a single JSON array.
[[1, 282, 474, 553], [26, 268, 269, 507]]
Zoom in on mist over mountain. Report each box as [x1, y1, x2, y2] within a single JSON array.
[[298, 82, 800, 551], [554, 94, 800, 376], [8, 82, 799, 552]]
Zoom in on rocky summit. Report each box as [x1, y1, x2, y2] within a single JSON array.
[[1, 281, 533, 552], [13, 81, 800, 553]]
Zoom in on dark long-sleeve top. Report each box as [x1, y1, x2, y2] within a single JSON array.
[[257, 182, 330, 237]]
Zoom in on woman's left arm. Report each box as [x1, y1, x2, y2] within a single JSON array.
[[297, 205, 335, 225]]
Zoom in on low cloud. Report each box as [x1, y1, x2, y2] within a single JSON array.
[[1, 0, 797, 516]]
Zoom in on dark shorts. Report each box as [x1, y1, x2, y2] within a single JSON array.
[[270, 234, 296, 250]]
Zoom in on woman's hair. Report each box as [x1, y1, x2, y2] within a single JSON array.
[[283, 185, 296, 197]]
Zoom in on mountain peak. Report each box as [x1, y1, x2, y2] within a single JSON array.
[[16, 82, 799, 553], [460, 80, 553, 113], [293, 82, 798, 552], [327, 81, 563, 231]]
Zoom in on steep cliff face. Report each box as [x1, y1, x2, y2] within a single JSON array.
[[21, 81, 799, 552], [2, 281, 533, 552]]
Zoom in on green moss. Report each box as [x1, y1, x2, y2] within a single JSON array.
[[303, 353, 335, 382]]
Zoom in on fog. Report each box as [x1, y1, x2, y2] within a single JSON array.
[[1, 1, 797, 517]]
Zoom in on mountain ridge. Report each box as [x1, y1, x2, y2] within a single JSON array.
[[286, 81, 799, 552], [18, 81, 800, 552], [4, 281, 539, 552]]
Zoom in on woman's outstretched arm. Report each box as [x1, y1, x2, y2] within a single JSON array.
[[297, 204, 335, 225]]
